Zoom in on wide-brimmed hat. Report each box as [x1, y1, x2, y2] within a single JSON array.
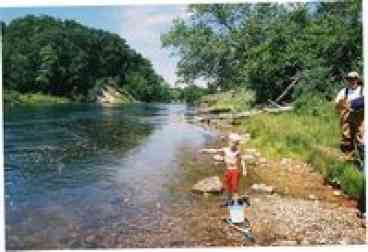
[[346, 71, 360, 80]]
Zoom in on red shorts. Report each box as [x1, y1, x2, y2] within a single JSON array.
[[224, 169, 240, 193]]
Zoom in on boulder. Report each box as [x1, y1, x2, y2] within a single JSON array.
[[192, 176, 223, 194], [250, 183, 274, 194]]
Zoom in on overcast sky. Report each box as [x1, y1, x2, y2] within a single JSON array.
[[0, 5, 190, 86]]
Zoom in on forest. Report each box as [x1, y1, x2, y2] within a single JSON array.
[[162, 0, 362, 104], [2, 15, 173, 103]]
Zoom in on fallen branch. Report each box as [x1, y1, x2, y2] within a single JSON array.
[[268, 99, 282, 108], [275, 75, 301, 104]]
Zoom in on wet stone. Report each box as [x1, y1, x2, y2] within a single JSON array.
[[192, 176, 223, 193], [250, 184, 274, 194]]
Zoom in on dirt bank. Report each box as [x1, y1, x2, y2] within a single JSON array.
[[165, 119, 366, 247]]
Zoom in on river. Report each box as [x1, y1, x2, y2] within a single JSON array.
[[4, 103, 218, 249]]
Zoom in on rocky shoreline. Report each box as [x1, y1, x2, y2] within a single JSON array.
[[177, 109, 367, 246]]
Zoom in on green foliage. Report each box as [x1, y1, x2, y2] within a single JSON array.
[[240, 101, 364, 199], [162, 1, 362, 102], [178, 85, 209, 104], [3, 15, 172, 102], [4, 90, 70, 106], [201, 88, 255, 112], [294, 93, 334, 117]]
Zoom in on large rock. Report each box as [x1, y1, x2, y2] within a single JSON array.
[[192, 176, 223, 193], [250, 183, 274, 194], [95, 84, 135, 104]]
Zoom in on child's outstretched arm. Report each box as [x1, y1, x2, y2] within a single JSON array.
[[199, 148, 224, 155]]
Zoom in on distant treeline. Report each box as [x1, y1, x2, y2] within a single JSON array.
[[162, 0, 362, 103], [1, 15, 173, 102]]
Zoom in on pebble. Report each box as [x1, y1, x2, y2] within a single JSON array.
[[338, 238, 351, 245], [308, 194, 318, 200], [281, 159, 289, 165], [300, 240, 310, 246], [333, 191, 342, 196], [85, 235, 95, 243], [319, 238, 328, 244]]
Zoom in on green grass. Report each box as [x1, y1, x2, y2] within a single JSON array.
[[201, 88, 255, 112], [4, 90, 70, 106], [239, 102, 364, 199]]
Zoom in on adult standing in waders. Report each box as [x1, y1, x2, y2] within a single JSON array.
[[335, 71, 365, 227], [335, 71, 364, 161]]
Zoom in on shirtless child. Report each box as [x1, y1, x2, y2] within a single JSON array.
[[200, 133, 246, 206]]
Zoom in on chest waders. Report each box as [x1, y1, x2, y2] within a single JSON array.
[[340, 87, 364, 154]]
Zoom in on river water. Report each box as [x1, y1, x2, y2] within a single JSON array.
[[4, 103, 218, 249]]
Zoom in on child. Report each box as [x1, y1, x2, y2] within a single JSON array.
[[200, 133, 246, 206]]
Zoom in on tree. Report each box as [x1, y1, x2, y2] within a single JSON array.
[[162, 1, 362, 103], [3, 15, 173, 102]]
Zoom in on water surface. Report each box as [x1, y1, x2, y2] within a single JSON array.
[[4, 103, 217, 249]]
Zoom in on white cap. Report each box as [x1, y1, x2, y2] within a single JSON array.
[[347, 71, 360, 79]]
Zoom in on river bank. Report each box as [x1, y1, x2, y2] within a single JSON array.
[[4, 84, 136, 107], [4, 102, 366, 248], [169, 109, 366, 246], [4, 90, 71, 106]]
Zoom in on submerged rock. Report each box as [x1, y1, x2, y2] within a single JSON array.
[[192, 176, 223, 193], [250, 184, 274, 194]]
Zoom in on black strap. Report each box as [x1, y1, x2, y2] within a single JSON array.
[[345, 86, 364, 99]]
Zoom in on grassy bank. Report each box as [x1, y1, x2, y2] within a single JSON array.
[[239, 102, 364, 199], [4, 90, 71, 106], [200, 88, 255, 112]]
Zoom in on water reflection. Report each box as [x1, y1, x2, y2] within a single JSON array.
[[4, 103, 217, 249]]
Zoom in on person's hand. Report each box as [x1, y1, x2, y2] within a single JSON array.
[[336, 99, 351, 112]]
